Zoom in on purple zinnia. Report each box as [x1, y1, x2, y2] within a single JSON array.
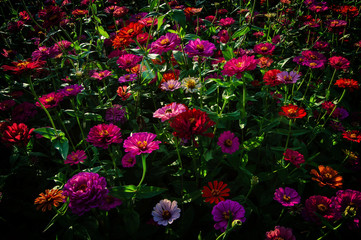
[[217, 131, 240, 154], [86, 123, 123, 149], [105, 104, 127, 124], [184, 38, 216, 58], [153, 102, 187, 122], [62, 172, 108, 215], [331, 189, 361, 228], [303, 195, 340, 224], [58, 84, 84, 97], [265, 226, 296, 240], [121, 152, 137, 168], [277, 71, 301, 84], [212, 200, 246, 232], [150, 33, 181, 54], [118, 74, 138, 83], [273, 187, 301, 207], [152, 199, 181, 226], [64, 150, 87, 165], [99, 194, 122, 211], [160, 80, 181, 91], [116, 54, 142, 69], [123, 132, 161, 155]]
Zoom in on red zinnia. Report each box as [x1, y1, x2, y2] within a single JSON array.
[[2, 59, 45, 75], [342, 130, 361, 143], [263, 69, 282, 86], [170, 108, 215, 141], [279, 104, 307, 119], [1, 122, 34, 147], [334, 78, 359, 92], [202, 180, 230, 204], [112, 22, 144, 49]]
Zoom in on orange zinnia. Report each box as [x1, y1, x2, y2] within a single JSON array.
[[202, 180, 230, 204], [310, 165, 343, 189], [34, 188, 65, 212]]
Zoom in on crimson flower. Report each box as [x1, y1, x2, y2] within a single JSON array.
[[222, 55, 259, 78], [2, 59, 45, 75], [334, 78, 359, 92], [202, 181, 230, 204], [279, 104, 307, 119], [342, 130, 361, 143], [1, 122, 34, 147]]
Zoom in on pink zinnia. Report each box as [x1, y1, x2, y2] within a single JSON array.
[[116, 54, 142, 69], [222, 55, 259, 78], [153, 103, 187, 122], [218, 17, 235, 27], [91, 70, 112, 81], [329, 56, 350, 70], [58, 84, 84, 97], [265, 226, 296, 240], [217, 131, 239, 154], [36, 92, 63, 109], [64, 150, 87, 165], [121, 152, 136, 167], [86, 123, 123, 149], [283, 149, 305, 168], [254, 43, 276, 55], [273, 187, 301, 207], [123, 132, 161, 155], [150, 33, 181, 54], [184, 38, 216, 58]]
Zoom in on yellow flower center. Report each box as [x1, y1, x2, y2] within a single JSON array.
[[283, 195, 291, 202], [196, 44, 204, 52], [160, 38, 170, 45], [137, 141, 148, 150], [225, 139, 233, 147]]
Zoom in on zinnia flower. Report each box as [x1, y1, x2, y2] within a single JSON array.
[[263, 69, 282, 86], [184, 38, 216, 58], [11, 102, 37, 123], [202, 180, 230, 204], [212, 200, 246, 232], [36, 92, 64, 109], [273, 187, 301, 207], [153, 103, 187, 122], [160, 80, 181, 91], [150, 33, 181, 54], [181, 77, 201, 93], [117, 86, 131, 100], [58, 84, 84, 97], [123, 132, 161, 155], [342, 130, 361, 143], [334, 78, 359, 92], [86, 123, 123, 149], [265, 226, 296, 240], [303, 195, 339, 223], [217, 131, 240, 154], [99, 194, 122, 211], [91, 70, 112, 81], [170, 108, 215, 141], [279, 104, 307, 119], [105, 104, 127, 124], [331, 189, 361, 228], [329, 56, 350, 70], [254, 42, 276, 55], [121, 152, 136, 167], [64, 150, 87, 165], [34, 188, 65, 212], [116, 54, 142, 70], [152, 199, 181, 226], [222, 55, 259, 78], [62, 172, 109, 215], [2, 59, 45, 75], [310, 165, 343, 189], [118, 74, 137, 83], [277, 71, 301, 84], [283, 149, 305, 168], [1, 122, 34, 147]]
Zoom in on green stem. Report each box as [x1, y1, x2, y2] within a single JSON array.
[[281, 119, 292, 167], [136, 154, 147, 190], [325, 68, 337, 100]]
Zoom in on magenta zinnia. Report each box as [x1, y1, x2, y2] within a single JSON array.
[[217, 131, 240, 154], [273, 187, 301, 207], [123, 132, 161, 155], [222, 55, 259, 78], [86, 123, 123, 149], [150, 33, 181, 54], [64, 150, 87, 165], [184, 38, 216, 58], [153, 102, 187, 122]]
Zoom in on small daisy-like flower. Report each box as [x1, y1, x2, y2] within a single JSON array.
[[202, 180, 230, 204], [217, 131, 240, 154], [152, 199, 181, 226], [34, 188, 65, 212], [181, 77, 201, 93], [123, 132, 161, 155], [64, 150, 87, 165], [118, 74, 138, 83], [160, 80, 181, 91], [153, 103, 187, 122], [273, 187, 301, 207], [121, 152, 136, 168]]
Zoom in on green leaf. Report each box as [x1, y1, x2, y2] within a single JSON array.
[[96, 26, 109, 38], [33, 127, 59, 139], [184, 34, 200, 41], [172, 9, 186, 28], [272, 128, 310, 136], [110, 185, 137, 199], [52, 137, 69, 160], [243, 134, 264, 151], [84, 112, 103, 121], [157, 14, 166, 31], [232, 26, 250, 39], [136, 186, 167, 199], [221, 44, 234, 61], [122, 209, 140, 235]]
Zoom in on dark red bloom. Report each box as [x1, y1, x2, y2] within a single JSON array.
[[202, 180, 230, 204], [263, 69, 282, 86], [38, 6, 66, 29], [2, 59, 45, 75], [334, 78, 359, 92], [170, 108, 215, 141], [112, 22, 144, 49], [279, 104, 307, 119], [342, 130, 361, 143], [1, 122, 34, 147]]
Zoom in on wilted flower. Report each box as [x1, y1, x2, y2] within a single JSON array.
[[86, 123, 123, 149], [123, 132, 161, 155], [217, 131, 240, 154], [212, 200, 246, 232], [34, 188, 65, 212], [152, 199, 181, 226], [62, 172, 109, 215], [273, 187, 301, 207], [202, 180, 230, 204]]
